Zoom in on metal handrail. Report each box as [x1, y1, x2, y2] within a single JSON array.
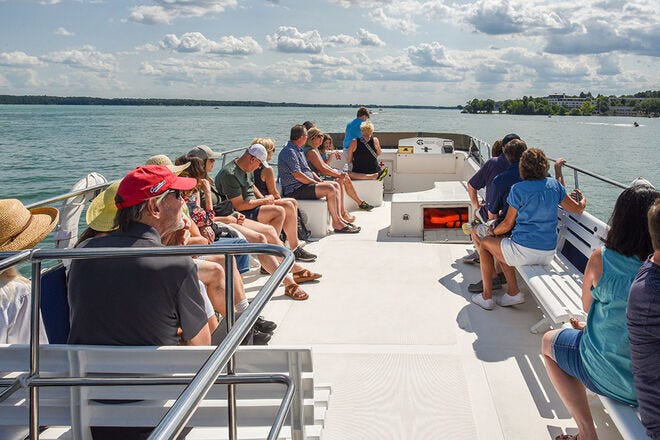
[[1, 243, 295, 440], [24, 182, 111, 210], [548, 157, 629, 190]]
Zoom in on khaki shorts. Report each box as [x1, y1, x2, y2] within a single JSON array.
[[500, 238, 554, 266]]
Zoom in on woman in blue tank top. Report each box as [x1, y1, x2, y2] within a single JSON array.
[[541, 184, 659, 440]]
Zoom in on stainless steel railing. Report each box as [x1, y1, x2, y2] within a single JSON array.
[[548, 157, 629, 190], [0, 243, 295, 440]]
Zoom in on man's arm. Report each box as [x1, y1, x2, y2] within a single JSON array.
[[186, 324, 211, 346], [468, 182, 482, 213], [292, 171, 317, 184]]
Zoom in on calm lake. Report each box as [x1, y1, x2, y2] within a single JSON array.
[[1, 105, 657, 222]]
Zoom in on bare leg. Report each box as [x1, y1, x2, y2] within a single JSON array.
[[204, 254, 247, 304], [542, 330, 599, 440], [348, 171, 378, 180], [255, 205, 285, 236], [196, 260, 228, 315], [314, 182, 348, 230], [480, 236, 520, 295], [338, 174, 363, 205], [272, 199, 300, 249]]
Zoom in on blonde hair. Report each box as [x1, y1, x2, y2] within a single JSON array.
[[304, 128, 323, 147], [251, 137, 275, 153], [360, 120, 374, 136]]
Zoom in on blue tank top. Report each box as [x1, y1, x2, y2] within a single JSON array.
[[580, 246, 642, 405], [253, 166, 269, 195]]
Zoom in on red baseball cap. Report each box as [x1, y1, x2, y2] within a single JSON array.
[[115, 165, 197, 209]]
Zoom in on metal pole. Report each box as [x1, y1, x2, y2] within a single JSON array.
[[29, 260, 42, 440], [224, 254, 237, 440], [574, 168, 579, 189]]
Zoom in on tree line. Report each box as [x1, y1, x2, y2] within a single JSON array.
[[461, 90, 660, 116]]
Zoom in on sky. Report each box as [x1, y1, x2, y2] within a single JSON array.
[[0, 0, 658, 106]]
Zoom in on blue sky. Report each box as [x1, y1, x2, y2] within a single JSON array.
[[0, 0, 658, 105]]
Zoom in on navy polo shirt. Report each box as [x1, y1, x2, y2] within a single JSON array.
[[486, 161, 522, 224]]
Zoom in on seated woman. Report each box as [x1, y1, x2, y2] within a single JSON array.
[[346, 120, 388, 181], [541, 184, 658, 440], [320, 134, 338, 165], [303, 128, 373, 212], [178, 150, 320, 301], [471, 148, 587, 310], [0, 198, 57, 344]]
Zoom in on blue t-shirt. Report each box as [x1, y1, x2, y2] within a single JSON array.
[[342, 117, 363, 149], [486, 161, 521, 224], [581, 247, 642, 406], [506, 177, 567, 250], [277, 141, 314, 195], [468, 155, 509, 220]]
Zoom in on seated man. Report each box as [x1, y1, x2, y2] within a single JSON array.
[[215, 143, 316, 262], [468, 139, 527, 294], [278, 124, 360, 234], [464, 133, 521, 264], [68, 165, 211, 347]]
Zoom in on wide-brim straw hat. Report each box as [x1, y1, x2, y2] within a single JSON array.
[[85, 180, 120, 232], [0, 199, 59, 251], [145, 154, 190, 175]]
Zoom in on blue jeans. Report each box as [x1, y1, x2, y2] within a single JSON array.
[[551, 328, 603, 394]]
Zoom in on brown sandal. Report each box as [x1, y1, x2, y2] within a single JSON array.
[[284, 283, 308, 300], [293, 269, 322, 284], [555, 434, 580, 440]]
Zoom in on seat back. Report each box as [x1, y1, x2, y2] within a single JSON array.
[[40, 264, 70, 344]]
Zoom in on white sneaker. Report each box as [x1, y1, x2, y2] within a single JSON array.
[[471, 294, 494, 310], [497, 292, 525, 307]]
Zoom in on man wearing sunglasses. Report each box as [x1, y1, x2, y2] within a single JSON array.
[[68, 165, 212, 348]]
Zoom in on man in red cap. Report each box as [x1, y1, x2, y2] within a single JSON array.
[[68, 165, 211, 347]]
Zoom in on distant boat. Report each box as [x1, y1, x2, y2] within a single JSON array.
[[214, 107, 220, 109], [633, 121, 639, 127]]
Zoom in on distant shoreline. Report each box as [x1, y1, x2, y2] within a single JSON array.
[[0, 95, 461, 110]]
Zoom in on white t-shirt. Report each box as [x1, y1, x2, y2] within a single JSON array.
[[1, 279, 48, 344]]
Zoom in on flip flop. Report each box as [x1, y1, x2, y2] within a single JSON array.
[[334, 225, 360, 234], [377, 167, 389, 181], [293, 269, 322, 284], [555, 434, 580, 440], [284, 283, 308, 300]]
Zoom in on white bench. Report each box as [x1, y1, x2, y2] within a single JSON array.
[[0, 345, 330, 440], [343, 180, 384, 212], [296, 199, 330, 239], [515, 209, 650, 439], [516, 209, 606, 334]]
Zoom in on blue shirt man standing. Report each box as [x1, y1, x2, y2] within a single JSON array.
[[342, 107, 370, 149]]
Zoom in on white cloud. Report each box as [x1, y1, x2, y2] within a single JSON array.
[[135, 43, 159, 52], [596, 55, 622, 75], [0, 51, 43, 67], [160, 32, 262, 56], [129, 0, 238, 25], [54, 27, 74, 36], [42, 45, 117, 73], [357, 28, 384, 46], [267, 27, 323, 54], [327, 34, 359, 46], [407, 42, 454, 67], [308, 53, 352, 66]]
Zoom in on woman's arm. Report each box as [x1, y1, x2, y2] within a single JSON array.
[[559, 189, 586, 214], [347, 139, 357, 164], [373, 137, 381, 155], [306, 149, 340, 178], [581, 248, 602, 312], [199, 182, 213, 211], [261, 167, 281, 199], [492, 205, 518, 236]]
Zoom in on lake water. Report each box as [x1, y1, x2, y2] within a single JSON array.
[[1, 105, 658, 222]]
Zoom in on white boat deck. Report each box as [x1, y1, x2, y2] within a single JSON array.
[[247, 196, 623, 440]]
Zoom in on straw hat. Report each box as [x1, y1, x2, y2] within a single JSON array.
[[85, 180, 120, 232], [0, 199, 59, 251], [145, 154, 190, 175]]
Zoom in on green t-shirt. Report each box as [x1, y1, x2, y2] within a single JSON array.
[[217, 160, 256, 202]]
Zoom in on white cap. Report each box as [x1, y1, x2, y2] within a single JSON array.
[[247, 143, 271, 168]]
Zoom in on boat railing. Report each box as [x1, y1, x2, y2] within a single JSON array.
[[548, 157, 629, 190], [468, 136, 491, 165], [0, 242, 295, 440]]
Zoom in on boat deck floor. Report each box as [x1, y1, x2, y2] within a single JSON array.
[[246, 197, 623, 440]]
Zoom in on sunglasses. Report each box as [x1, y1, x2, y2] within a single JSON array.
[[167, 189, 183, 200]]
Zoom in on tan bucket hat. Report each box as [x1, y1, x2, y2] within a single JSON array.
[[85, 180, 120, 232], [145, 154, 190, 175], [0, 199, 59, 251]]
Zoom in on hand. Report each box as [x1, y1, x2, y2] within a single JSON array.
[[234, 212, 245, 225], [201, 179, 211, 191], [570, 317, 586, 331], [570, 189, 585, 206], [555, 158, 566, 172]]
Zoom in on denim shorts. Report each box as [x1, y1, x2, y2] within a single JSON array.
[[240, 206, 261, 221], [551, 329, 602, 394]]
